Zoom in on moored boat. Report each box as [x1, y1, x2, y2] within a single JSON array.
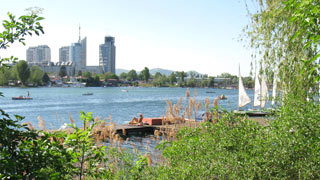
[[12, 96, 33, 100], [82, 92, 93, 96]]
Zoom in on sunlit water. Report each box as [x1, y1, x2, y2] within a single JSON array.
[[0, 87, 265, 129]]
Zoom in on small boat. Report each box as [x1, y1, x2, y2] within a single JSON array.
[[12, 96, 33, 100], [205, 91, 215, 93], [121, 89, 128, 92], [82, 92, 93, 96], [219, 94, 227, 100]]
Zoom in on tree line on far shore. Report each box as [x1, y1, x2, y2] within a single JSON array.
[[0, 62, 254, 88]]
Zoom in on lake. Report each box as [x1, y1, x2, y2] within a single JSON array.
[[0, 87, 260, 129]]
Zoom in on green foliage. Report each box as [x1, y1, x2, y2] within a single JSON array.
[[140, 67, 150, 82], [127, 69, 138, 81], [207, 76, 215, 87], [14, 60, 30, 86], [65, 111, 108, 179], [77, 70, 82, 76], [168, 72, 177, 85], [245, 0, 317, 98], [58, 65, 67, 77], [104, 72, 119, 81], [42, 72, 50, 84], [186, 78, 197, 87], [119, 72, 127, 80], [29, 65, 44, 85], [151, 100, 320, 179], [200, 78, 208, 87]]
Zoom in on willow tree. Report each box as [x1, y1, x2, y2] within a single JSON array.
[[244, 0, 319, 102]]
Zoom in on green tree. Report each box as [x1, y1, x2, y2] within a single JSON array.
[[140, 67, 150, 82], [200, 78, 208, 88], [42, 72, 50, 84], [186, 78, 196, 87], [208, 76, 215, 87], [14, 60, 30, 86], [29, 66, 44, 85], [245, 0, 317, 100], [59, 65, 67, 77], [127, 69, 138, 81], [176, 71, 187, 83], [77, 70, 82, 76], [169, 72, 177, 85], [83, 71, 91, 79], [104, 72, 119, 81], [119, 72, 127, 80]]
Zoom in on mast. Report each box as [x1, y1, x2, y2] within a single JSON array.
[[78, 24, 81, 43], [260, 74, 269, 108], [253, 66, 261, 108], [272, 73, 277, 106]]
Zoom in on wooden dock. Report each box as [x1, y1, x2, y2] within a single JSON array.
[[114, 122, 200, 136]]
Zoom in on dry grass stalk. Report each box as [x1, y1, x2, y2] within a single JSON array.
[[68, 112, 75, 125], [24, 122, 35, 130], [186, 88, 190, 98], [94, 117, 99, 124], [37, 116, 47, 131], [205, 97, 210, 113], [145, 154, 152, 167]]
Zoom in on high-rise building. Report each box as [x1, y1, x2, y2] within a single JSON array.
[[70, 43, 82, 68], [26, 45, 51, 64], [69, 25, 86, 72], [99, 36, 116, 73], [81, 37, 87, 67], [59, 46, 70, 63]]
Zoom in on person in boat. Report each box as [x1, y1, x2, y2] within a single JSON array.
[[219, 94, 226, 100], [129, 113, 144, 125], [27, 91, 30, 97]]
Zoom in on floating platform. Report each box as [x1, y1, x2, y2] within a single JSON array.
[[114, 121, 200, 136], [233, 110, 274, 117]]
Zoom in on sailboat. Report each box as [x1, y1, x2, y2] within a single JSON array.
[[238, 65, 251, 109], [233, 65, 251, 114], [234, 66, 272, 117]]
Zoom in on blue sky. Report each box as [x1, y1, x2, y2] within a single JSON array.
[[0, 0, 255, 76]]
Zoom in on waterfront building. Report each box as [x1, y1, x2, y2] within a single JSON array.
[[26, 45, 51, 64], [99, 36, 116, 74], [59, 46, 70, 63]]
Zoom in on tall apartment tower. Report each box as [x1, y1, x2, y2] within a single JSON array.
[[26, 45, 51, 64], [59, 46, 70, 63], [69, 25, 86, 71], [99, 36, 116, 73]]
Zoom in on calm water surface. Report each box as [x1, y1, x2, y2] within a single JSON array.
[[0, 87, 260, 129]]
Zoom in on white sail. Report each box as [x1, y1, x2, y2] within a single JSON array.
[[260, 74, 269, 108], [253, 72, 261, 107], [238, 65, 251, 108], [272, 74, 277, 105]]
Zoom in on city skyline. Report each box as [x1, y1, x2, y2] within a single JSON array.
[[0, 0, 256, 76]]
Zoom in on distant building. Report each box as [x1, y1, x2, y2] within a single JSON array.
[[70, 42, 82, 70], [59, 46, 70, 63], [81, 37, 87, 67], [26, 45, 51, 64], [69, 26, 87, 73], [99, 36, 116, 74]]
